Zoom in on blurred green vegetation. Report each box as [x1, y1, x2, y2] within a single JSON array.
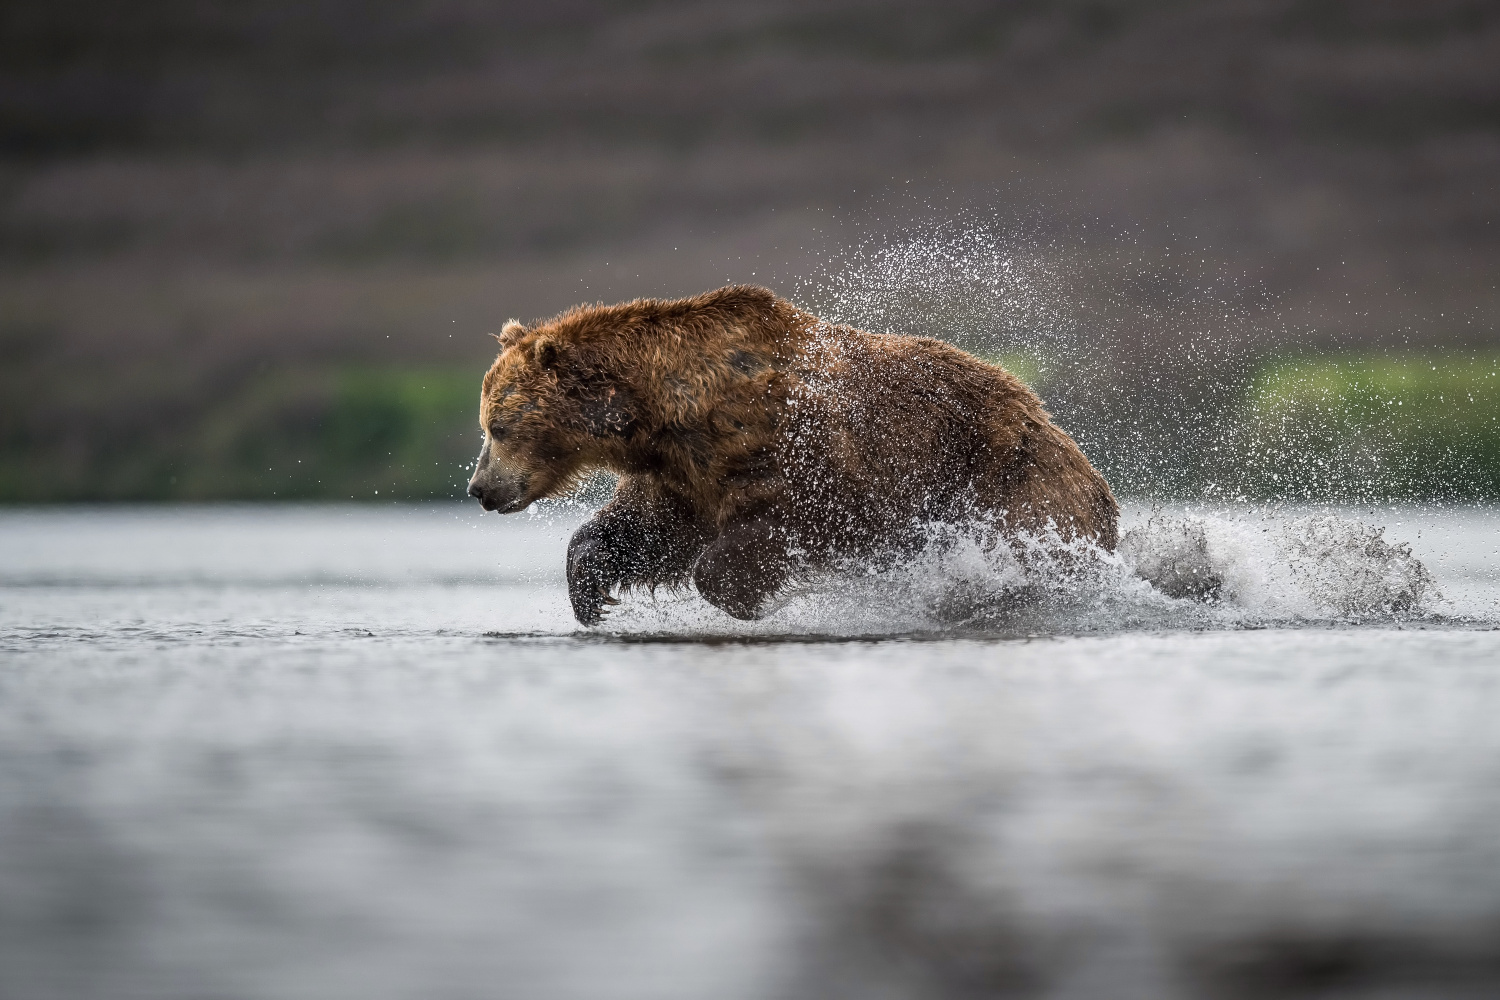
[[0, 366, 482, 502], [1228, 354, 1500, 502], [975, 351, 1048, 391], [3, 351, 1500, 504]]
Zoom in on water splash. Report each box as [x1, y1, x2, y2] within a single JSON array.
[[596, 215, 1462, 635], [598, 509, 1442, 638], [793, 215, 1084, 361], [1121, 511, 1438, 620]]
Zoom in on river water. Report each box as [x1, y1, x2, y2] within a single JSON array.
[[3, 502, 1500, 1000]]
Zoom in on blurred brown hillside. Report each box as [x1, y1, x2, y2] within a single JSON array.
[[2, 0, 1498, 499]]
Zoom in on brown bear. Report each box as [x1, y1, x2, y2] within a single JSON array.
[[467, 285, 1117, 624]]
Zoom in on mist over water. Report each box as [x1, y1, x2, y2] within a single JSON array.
[[790, 213, 1258, 500], [790, 213, 1500, 505], [796, 216, 1084, 353]]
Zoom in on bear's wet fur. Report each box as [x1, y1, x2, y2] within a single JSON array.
[[467, 285, 1118, 624]]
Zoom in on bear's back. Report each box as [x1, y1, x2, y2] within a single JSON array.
[[773, 325, 1067, 533]]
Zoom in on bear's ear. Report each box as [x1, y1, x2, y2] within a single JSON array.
[[492, 319, 526, 350]]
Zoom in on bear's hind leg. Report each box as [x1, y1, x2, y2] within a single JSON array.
[[692, 517, 793, 621]]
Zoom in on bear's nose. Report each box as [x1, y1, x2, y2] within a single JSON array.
[[467, 481, 485, 500]]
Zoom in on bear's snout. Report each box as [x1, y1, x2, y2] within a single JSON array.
[[467, 474, 529, 513], [467, 441, 532, 513], [467, 479, 497, 510]]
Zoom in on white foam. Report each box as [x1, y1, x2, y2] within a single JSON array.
[[1122, 510, 1439, 620], [602, 509, 1447, 637]]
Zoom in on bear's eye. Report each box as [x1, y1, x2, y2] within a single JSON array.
[[488, 423, 507, 441]]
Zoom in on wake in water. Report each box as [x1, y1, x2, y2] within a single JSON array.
[[1120, 511, 1437, 618], [600, 509, 1440, 637]]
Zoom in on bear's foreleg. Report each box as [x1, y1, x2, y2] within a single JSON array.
[[566, 482, 709, 625], [692, 517, 794, 621]]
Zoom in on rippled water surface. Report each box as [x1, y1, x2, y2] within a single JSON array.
[[4, 503, 1500, 1000]]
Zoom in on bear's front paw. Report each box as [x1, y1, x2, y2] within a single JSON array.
[[566, 530, 623, 626]]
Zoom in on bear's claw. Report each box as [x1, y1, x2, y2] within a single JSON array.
[[566, 529, 622, 625]]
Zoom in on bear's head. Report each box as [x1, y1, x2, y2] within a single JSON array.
[[467, 319, 638, 513]]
